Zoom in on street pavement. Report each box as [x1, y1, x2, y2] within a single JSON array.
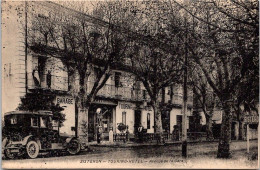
[[2, 140, 258, 169]]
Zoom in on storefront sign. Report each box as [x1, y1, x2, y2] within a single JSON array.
[[55, 96, 75, 136], [244, 115, 259, 124], [119, 103, 133, 109], [56, 97, 73, 105], [93, 99, 117, 106]]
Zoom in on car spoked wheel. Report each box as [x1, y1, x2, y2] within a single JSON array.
[[4, 149, 16, 159], [26, 141, 39, 159], [67, 139, 80, 155]]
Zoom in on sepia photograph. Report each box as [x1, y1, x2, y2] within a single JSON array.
[[1, 0, 259, 169]]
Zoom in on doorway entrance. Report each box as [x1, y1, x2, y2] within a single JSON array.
[[101, 110, 112, 140], [88, 105, 114, 141], [134, 110, 141, 134]]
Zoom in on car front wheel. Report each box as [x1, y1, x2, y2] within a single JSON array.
[[67, 139, 80, 155], [26, 141, 39, 159]]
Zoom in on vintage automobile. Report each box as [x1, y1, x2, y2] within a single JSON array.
[[2, 110, 81, 159]]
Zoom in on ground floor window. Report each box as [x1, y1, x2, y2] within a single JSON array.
[[147, 113, 150, 129], [122, 111, 126, 125]]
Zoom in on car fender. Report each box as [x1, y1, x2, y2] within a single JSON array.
[[22, 135, 42, 150], [2, 137, 8, 148], [65, 137, 82, 148], [65, 137, 84, 151], [22, 135, 34, 146], [65, 137, 77, 144]]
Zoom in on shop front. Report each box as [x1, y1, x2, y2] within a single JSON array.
[[88, 99, 117, 141], [87, 100, 157, 142]]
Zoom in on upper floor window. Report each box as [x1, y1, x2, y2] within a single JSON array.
[[42, 57, 68, 91], [115, 72, 121, 87], [168, 86, 173, 95], [142, 90, 147, 100]]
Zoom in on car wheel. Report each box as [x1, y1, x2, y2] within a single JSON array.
[[67, 139, 80, 155], [26, 141, 39, 159], [4, 149, 16, 159]]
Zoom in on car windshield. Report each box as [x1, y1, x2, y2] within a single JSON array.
[[4, 113, 52, 129]]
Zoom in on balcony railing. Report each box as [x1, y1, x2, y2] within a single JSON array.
[[91, 82, 192, 105], [87, 82, 144, 101], [28, 74, 193, 105]]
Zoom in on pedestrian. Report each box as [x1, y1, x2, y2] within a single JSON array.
[[97, 125, 103, 144]]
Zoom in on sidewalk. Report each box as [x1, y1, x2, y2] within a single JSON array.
[[88, 139, 257, 148]]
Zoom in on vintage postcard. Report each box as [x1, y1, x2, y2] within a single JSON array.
[[2, 0, 259, 169]]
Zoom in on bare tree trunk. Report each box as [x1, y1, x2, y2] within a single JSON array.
[[77, 98, 89, 148], [205, 114, 213, 140], [152, 101, 164, 143], [217, 101, 232, 158], [238, 121, 244, 140], [236, 108, 244, 140], [76, 73, 89, 148]]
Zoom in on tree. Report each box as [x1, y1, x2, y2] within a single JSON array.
[[233, 67, 259, 140], [96, 0, 189, 142], [128, 47, 183, 142], [170, 0, 258, 158], [192, 70, 216, 140], [17, 90, 66, 128], [27, 1, 129, 145]]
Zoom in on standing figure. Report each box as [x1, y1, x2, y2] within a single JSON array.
[[97, 125, 103, 144], [47, 70, 52, 89]]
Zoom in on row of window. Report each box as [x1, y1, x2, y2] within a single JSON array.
[[31, 117, 47, 128], [10, 116, 49, 128]]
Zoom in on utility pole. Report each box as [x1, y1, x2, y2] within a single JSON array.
[[182, 33, 188, 158], [182, 0, 188, 158]]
